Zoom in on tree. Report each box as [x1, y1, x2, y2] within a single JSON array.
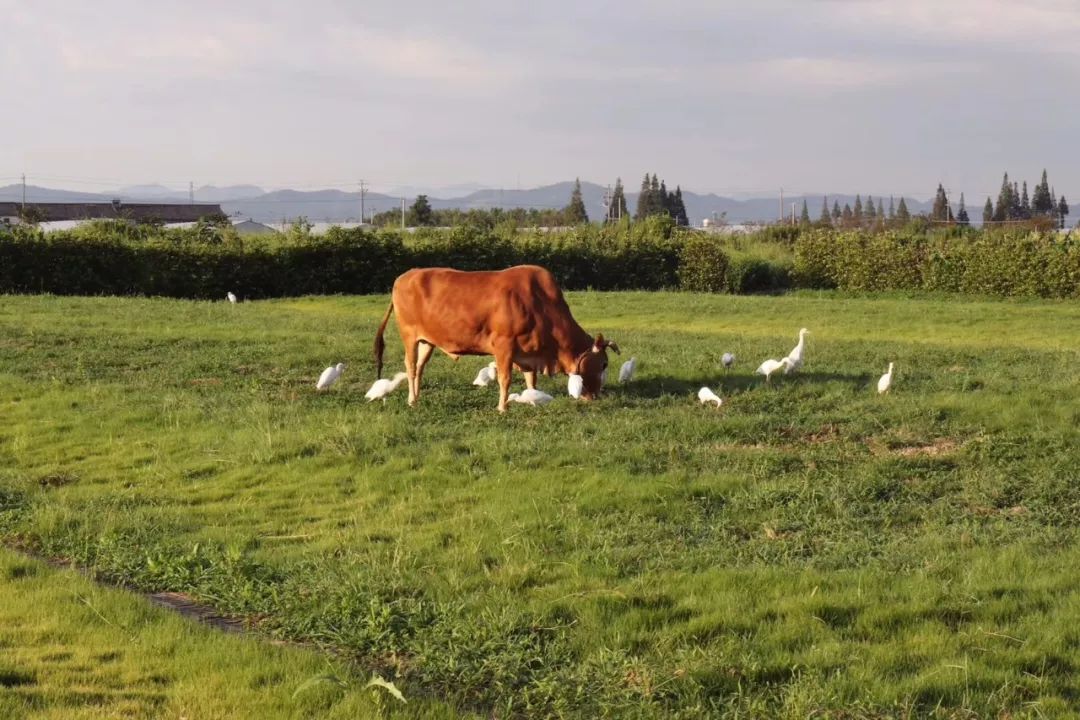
[[832, 201, 841, 221], [634, 174, 652, 220], [993, 173, 1012, 222], [842, 203, 853, 225], [799, 199, 810, 224], [983, 197, 993, 224], [896, 197, 910, 223], [853, 195, 863, 226], [565, 178, 589, 224], [888, 196, 895, 221], [1032, 169, 1053, 216], [659, 179, 670, 216], [1020, 181, 1032, 219], [608, 178, 628, 222], [1011, 182, 1021, 220], [819, 196, 831, 225], [1059, 195, 1070, 228], [407, 194, 434, 226], [670, 186, 689, 226], [956, 193, 970, 226], [877, 201, 885, 224], [866, 196, 876, 221]]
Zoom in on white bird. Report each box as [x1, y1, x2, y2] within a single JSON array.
[[784, 328, 810, 374], [721, 352, 736, 369], [877, 362, 894, 394], [315, 362, 346, 390], [226, 291, 238, 304], [567, 374, 584, 399], [755, 357, 793, 382], [618, 357, 637, 383], [508, 388, 554, 406], [365, 372, 409, 401], [472, 361, 497, 387], [698, 386, 723, 407]]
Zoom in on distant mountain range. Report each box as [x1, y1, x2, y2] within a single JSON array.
[[0, 181, 937, 226]]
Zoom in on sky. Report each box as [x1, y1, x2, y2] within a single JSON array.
[[2, 0, 1079, 200]]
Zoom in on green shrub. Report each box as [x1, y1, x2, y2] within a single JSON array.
[[678, 235, 730, 292]]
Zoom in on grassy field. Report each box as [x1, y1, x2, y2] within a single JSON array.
[[2, 290, 1079, 718]]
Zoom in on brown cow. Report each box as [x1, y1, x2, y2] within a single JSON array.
[[373, 265, 619, 412]]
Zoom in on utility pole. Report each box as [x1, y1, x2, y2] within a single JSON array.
[[791, 202, 796, 225], [602, 184, 612, 224], [779, 187, 784, 223], [359, 179, 366, 224]]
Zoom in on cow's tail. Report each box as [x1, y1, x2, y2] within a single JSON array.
[[373, 300, 394, 379]]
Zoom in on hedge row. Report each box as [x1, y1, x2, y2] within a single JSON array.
[[793, 229, 1080, 298], [2, 222, 1077, 299], [0, 219, 792, 298]]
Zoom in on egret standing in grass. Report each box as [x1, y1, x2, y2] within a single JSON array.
[[877, 362, 895, 394], [567, 374, 584, 399], [722, 352, 735, 369], [365, 372, 409, 401], [226, 291, 238, 304], [784, 328, 809, 373], [619, 357, 637, 383], [508, 389, 554, 406], [316, 362, 346, 391], [472, 361, 497, 387], [756, 357, 793, 382], [698, 387, 723, 407]]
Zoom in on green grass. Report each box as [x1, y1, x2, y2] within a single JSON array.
[[2, 290, 1080, 718]]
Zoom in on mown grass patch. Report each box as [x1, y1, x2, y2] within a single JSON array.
[[1, 291, 1079, 717]]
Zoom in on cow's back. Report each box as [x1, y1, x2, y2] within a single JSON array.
[[391, 265, 573, 356]]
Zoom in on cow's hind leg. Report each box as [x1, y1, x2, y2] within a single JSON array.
[[404, 337, 419, 405], [413, 341, 436, 403], [522, 369, 538, 390], [495, 350, 514, 412]]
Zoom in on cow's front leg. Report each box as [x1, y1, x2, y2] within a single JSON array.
[[404, 338, 419, 406], [495, 352, 513, 412]]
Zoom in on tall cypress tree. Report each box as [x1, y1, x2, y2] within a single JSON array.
[[983, 197, 993, 224], [1032, 169, 1053, 215], [866, 196, 876, 220], [931, 184, 949, 221], [853, 195, 863, 225], [565, 178, 589, 224], [956, 193, 969, 226], [671, 186, 688, 226], [993, 173, 1011, 222], [1020, 181, 1031, 219], [609, 177, 628, 222], [896, 197, 910, 223], [1011, 182, 1021, 220], [1059, 195, 1070, 228], [832, 201, 841, 221], [888, 196, 896, 221], [820, 196, 831, 224], [877, 201, 885, 225], [842, 203, 853, 225], [635, 174, 652, 220], [800, 199, 810, 224]]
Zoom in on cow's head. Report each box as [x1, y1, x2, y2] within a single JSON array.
[[574, 334, 619, 399]]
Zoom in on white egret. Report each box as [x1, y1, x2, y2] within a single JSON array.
[[618, 357, 637, 383], [508, 388, 554, 406], [316, 362, 346, 390], [567, 374, 584, 399], [722, 352, 735, 369], [755, 357, 793, 382], [472, 361, 497, 387], [226, 291, 238, 304], [877, 362, 894, 394], [698, 387, 723, 407], [784, 328, 810, 374], [365, 372, 409, 401]]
